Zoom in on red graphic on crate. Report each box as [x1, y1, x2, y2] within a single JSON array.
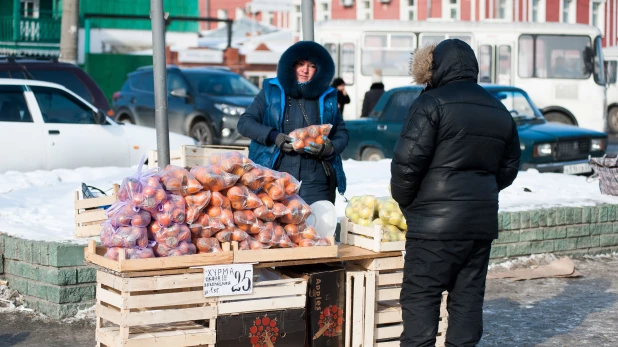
[[249, 315, 279, 347], [313, 304, 343, 339]]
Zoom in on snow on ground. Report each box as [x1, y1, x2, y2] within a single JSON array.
[[1, 159, 618, 243]]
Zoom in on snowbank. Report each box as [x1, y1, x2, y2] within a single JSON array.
[[1, 160, 618, 243]]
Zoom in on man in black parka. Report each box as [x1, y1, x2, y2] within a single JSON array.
[[391, 39, 521, 346]]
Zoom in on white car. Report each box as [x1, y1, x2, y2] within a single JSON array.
[[0, 78, 196, 173]]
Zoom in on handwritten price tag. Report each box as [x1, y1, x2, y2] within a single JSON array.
[[203, 263, 253, 298]]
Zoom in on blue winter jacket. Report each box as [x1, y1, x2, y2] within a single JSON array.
[[238, 78, 347, 195]]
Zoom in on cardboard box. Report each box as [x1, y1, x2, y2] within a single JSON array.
[[279, 264, 346, 347], [216, 309, 306, 347]]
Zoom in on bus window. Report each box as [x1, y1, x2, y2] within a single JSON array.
[[535, 35, 591, 79], [362, 33, 416, 77], [324, 43, 338, 76], [608, 61, 618, 84], [479, 45, 493, 83], [518, 35, 534, 78], [341, 43, 355, 85], [497, 45, 512, 85], [420, 35, 445, 46], [450, 35, 472, 46]]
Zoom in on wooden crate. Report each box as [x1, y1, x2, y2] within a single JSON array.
[[74, 184, 119, 238], [85, 240, 234, 273], [340, 218, 405, 253], [148, 145, 249, 169], [95, 269, 217, 347], [352, 256, 448, 347], [231, 236, 338, 264], [345, 268, 367, 347], [217, 273, 307, 315]]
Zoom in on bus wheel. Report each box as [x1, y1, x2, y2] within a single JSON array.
[[361, 148, 384, 161], [544, 112, 574, 125], [608, 107, 618, 133]]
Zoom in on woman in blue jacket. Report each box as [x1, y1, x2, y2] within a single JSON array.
[[237, 41, 349, 205]]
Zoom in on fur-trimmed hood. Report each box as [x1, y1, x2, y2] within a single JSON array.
[[411, 39, 479, 89], [276, 41, 335, 99]]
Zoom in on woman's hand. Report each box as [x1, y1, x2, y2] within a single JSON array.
[[304, 136, 334, 158], [275, 133, 295, 153]]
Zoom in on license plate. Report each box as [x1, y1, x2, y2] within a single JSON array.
[[563, 163, 592, 175]]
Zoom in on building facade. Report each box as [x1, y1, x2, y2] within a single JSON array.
[[201, 0, 617, 47]]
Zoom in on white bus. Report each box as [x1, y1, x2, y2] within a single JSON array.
[[603, 45, 618, 132], [315, 20, 606, 132]]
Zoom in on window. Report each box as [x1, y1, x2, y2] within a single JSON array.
[[131, 73, 154, 93], [341, 43, 355, 85], [316, 0, 331, 21], [593, 36, 606, 85], [31, 86, 94, 124], [362, 33, 416, 77], [479, 45, 493, 83], [10, 71, 27, 79], [495, 0, 512, 20], [357, 0, 373, 20], [419, 34, 472, 47], [217, 9, 228, 28], [519, 35, 594, 80], [262, 11, 274, 25], [490, 91, 542, 121], [401, 0, 417, 20], [530, 0, 545, 22], [28, 70, 93, 103], [235, 8, 245, 19], [21, 0, 39, 18], [443, 0, 459, 20], [518, 35, 534, 77], [292, 5, 301, 33], [382, 91, 421, 121], [184, 72, 259, 96], [0, 86, 33, 123], [0, 71, 9, 78], [324, 43, 338, 75], [562, 0, 576, 23], [591, 1, 605, 35], [497, 45, 512, 85], [607, 61, 618, 84], [167, 72, 188, 93]]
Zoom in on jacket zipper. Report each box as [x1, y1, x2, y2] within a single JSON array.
[[286, 97, 291, 122]]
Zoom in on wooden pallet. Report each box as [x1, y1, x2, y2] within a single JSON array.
[[85, 240, 234, 274], [148, 145, 249, 169], [231, 236, 338, 264], [340, 218, 405, 253], [74, 184, 119, 238], [351, 256, 448, 347], [95, 270, 217, 347]]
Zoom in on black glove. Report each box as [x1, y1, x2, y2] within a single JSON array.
[[275, 133, 294, 153], [304, 136, 334, 158]]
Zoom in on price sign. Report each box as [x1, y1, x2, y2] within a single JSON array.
[[203, 263, 253, 298]]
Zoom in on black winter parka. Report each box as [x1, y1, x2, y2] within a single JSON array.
[[390, 39, 521, 240]]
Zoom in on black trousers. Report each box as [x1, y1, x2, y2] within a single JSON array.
[[400, 239, 492, 347]]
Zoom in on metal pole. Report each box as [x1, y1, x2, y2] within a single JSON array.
[[150, 0, 170, 168], [301, 0, 314, 41]]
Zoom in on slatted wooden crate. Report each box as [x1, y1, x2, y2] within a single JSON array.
[[148, 145, 249, 169], [231, 236, 338, 263], [350, 256, 448, 347], [340, 218, 405, 253], [85, 240, 234, 273], [74, 184, 119, 238], [95, 269, 217, 347]]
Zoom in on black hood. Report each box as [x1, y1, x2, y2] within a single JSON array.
[[276, 41, 335, 99], [430, 39, 479, 88]]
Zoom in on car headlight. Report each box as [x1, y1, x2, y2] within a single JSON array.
[[533, 143, 553, 157], [214, 103, 246, 116], [591, 138, 606, 151]]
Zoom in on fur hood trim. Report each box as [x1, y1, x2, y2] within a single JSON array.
[[276, 41, 335, 99], [411, 44, 436, 86]]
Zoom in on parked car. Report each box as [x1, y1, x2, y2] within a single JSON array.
[[113, 65, 259, 146], [342, 85, 607, 174], [0, 79, 196, 173], [0, 56, 111, 114]]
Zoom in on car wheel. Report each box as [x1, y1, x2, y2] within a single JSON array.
[[544, 112, 574, 125], [608, 107, 618, 133], [190, 121, 214, 145], [361, 147, 384, 161], [116, 115, 135, 125]]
